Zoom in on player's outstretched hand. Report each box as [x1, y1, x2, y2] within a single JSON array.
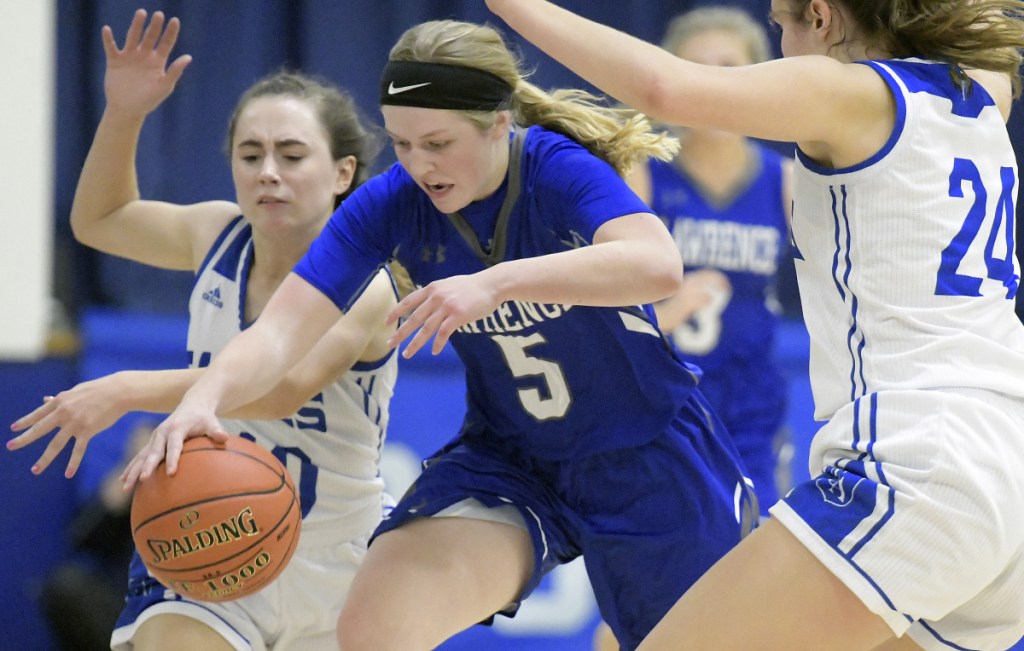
[[101, 8, 192, 119], [120, 404, 229, 491], [7, 375, 129, 478], [385, 273, 500, 358]]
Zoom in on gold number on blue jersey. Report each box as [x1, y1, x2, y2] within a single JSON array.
[[492, 333, 572, 421], [937, 159, 1018, 299]]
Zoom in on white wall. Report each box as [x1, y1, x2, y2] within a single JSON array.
[[0, 0, 55, 360]]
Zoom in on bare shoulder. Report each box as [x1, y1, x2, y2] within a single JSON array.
[[184, 200, 243, 269], [966, 69, 1013, 122], [799, 61, 897, 168]]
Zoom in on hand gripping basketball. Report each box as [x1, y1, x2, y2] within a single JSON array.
[[130, 436, 302, 602]]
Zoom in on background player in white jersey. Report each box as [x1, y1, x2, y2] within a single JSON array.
[[487, 0, 1024, 649], [8, 10, 399, 650], [116, 17, 759, 651]]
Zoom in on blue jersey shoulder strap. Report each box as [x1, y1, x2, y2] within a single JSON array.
[[445, 127, 527, 267]]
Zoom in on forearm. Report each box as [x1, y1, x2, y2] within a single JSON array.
[[114, 368, 301, 420], [222, 379, 311, 420], [487, 0, 677, 117], [652, 292, 689, 332], [112, 368, 200, 413], [487, 238, 682, 307], [69, 109, 145, 243], [179, 325, 305, 417]]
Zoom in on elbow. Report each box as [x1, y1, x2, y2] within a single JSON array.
[[69, 213, 104, 249], [68, 217, 89, 245], [631, 65, 709, 129], [652, 267, 684, 303], [645, 249, 684, 303], [636, 72, 684, 125]]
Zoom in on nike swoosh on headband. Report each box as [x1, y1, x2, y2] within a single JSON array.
[[388, 81, 432, 95]]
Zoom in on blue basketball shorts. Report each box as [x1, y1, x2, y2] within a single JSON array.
[[373, 390, 758, 650]]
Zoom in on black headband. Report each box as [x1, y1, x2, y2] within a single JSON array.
[[379, 60, 513, 111]]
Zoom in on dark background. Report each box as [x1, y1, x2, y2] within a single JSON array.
[[53, 0, 1024, 320], [3, 2, 1022, 649]]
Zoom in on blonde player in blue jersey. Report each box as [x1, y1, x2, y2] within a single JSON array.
[[113, 17, 759, 651], [487, 0, 1024, 649], [8, 10, 400, 651]]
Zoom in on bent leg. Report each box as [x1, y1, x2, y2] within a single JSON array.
[[593, 621, 620, 651], [871, 636, 925, 651], [637, 518, 908, 651], [135, 614, 238, 651], [336, 517, 533, 651]]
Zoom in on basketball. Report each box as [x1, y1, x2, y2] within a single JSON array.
[[130, 436, 302, 602]]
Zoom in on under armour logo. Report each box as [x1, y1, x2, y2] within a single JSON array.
[[421, 244, 446, 264]]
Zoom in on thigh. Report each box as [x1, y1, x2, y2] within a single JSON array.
[[372, 438, 582, 596], [638, 518, 897, 651], [113, 536, 364, 651], [135, 614, 238, 651], [872, 636, 925, 651], [781, 391, 1024, 643], [339, 517, 533, 649], [592, 621, 620, 651], [111, 554, 261, 651]]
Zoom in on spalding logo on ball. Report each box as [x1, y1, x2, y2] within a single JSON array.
[[130, 436, 302, 602]]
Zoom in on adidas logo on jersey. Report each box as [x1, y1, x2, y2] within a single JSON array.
[[202, 287, 224, 308]]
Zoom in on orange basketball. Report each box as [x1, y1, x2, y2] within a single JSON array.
[[130, 436, 302, 602]]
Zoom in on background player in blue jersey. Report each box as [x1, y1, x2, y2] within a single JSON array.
[[117, 17, 758, 651], [596, 11, 794, 649], [627, 6, 794, 512], [488, 0, 1024, 649], [8, 11, 400, 650]]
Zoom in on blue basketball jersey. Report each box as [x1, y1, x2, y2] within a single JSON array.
[[647, 145, 789, 420], [295, 126, 702, 460]]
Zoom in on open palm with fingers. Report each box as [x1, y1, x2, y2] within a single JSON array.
[[8, 376, 125, 478], [387, 273, 501, 357], [101, 9, 192, 118]]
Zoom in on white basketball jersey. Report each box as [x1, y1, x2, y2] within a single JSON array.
[[187, 217, 398, 542], [792, 59, 1024, 420]]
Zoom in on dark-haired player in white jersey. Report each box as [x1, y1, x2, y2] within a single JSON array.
[[116, 17, 759, 651], [488, 0, 1024, 649], [9, 10, 398, 650]]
